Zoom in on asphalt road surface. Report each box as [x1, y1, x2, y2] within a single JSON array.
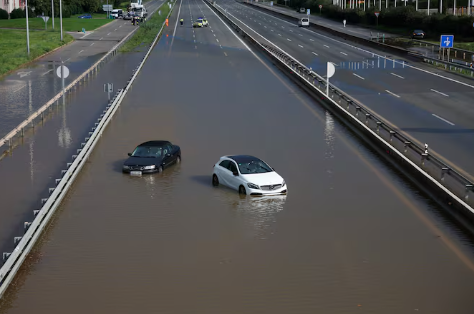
[[215, 0, 474, 182], [1, 0, 474, 313], [0, 0, 164, 139]]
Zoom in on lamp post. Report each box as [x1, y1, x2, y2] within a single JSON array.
[[25, 0, 30, 55], [51, 0, 54, 29], [59, 0, 63, 40]]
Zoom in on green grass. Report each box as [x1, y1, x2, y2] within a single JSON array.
[[0, 29, 73, 76], [120, 3, 172, 52], [0, 16, 112, 32]]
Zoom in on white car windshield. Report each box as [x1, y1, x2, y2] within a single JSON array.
[[132, 146, 162, 158], [238, 160, 272, 174]]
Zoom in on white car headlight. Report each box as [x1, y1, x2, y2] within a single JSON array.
[[123, 165, 130, 169], [282, 180, 286, 187], [144, 165, 156, 170], [247, 183, 260, 190]]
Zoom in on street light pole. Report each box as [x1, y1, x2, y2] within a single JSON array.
[[59, 0, 63, 40], [25, 0, 30, 55], [51, 0, 54, 29]]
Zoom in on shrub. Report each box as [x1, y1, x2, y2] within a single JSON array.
[[0, 8, 8, 19], [10, 8, 25, 19]]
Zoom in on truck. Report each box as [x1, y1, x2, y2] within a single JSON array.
[[129, 0, 148, 18]]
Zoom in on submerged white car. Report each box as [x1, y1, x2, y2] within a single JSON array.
[[212, 155, 287, 196]]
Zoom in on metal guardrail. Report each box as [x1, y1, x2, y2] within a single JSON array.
[[206, 1, 474, 214], [411, 39, 474, 63], [419, 54, 474, 77], [0, 1, 165, 152], [0, 0, 176, 299]]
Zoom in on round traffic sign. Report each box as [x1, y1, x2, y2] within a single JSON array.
[[56, 65, 70, 79], [319, 4, 322, 8]]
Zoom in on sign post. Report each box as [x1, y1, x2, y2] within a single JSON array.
[[440, 35, 454, 61], [307, 8, 310, 15], [374, 12, 380, 27], [103, 4, 113, 18], [326, 62, 336, 96], [41, 16, 50, 30], [319, 4, 322, 15], [56, 63, 69, 105], [104, 83, 114, 102], [270, 1, 273, 5], [343, 19, 346, 27]]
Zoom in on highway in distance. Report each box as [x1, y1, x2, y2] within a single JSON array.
[[1, 0, 474, 313]]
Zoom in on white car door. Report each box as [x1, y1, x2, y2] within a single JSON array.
[[226, 161, 242, 190], [216, 160, 232, 188]]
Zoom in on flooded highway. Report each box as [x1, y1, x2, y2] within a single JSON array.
[[1, 0, 474, 313]]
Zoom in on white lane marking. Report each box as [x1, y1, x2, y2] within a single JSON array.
[[432, 114, 455, 125], [289, 30, 293, 32], [170, 0, 183, 49], [264, 25, 267, 28], [271, 29, 274, 31], [391, 73, 404, 79], [107, 32, 111, 35], [353, 73, 365, 80], [220, 45, 222, 48], [431, 89, 449, 97], [324, 45, 330, 48], [41, 69, 53, 76], [78, 50, 84, 54], [213, 33, 216, 36], [90, 42, 95, 46], [99, 37, 103, 40], [278, 33, 281, 36], [119, 25, 122, 28], [298, 44, 304, 48], [385, 90, 400, 98], [114, 28, 117, 31], [299, 34, 302, 36], [65, 57, 71, 62], [312, 52, 318, 56], [216, 38, 219, 42], [287, 38, 291, 41], [340, 52, 347, 56], [193, 34, 195, 37], [310, 38, 314, 41]]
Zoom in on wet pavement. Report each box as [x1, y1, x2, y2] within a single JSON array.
[[0, 51, 146, 255], [1, 0, 474, 313], [0, 0, 164, 140], [216, 0, 474, 182]]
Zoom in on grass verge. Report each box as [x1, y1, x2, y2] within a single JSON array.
[[0, 29, 73, 76], [119, 3, 171, 53], [0, 16, 112, 32]]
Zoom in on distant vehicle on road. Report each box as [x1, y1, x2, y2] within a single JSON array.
[[212, 155, 287, 196], [111, 9, 123, 18], [297, 7, 306, 13], [193, 19, 205, 28], [77, 14, 92, 19], [197, 17, 209, 26], [298, 17, 309, 27], [412, 30, 425, 39], [122, 141, 181, 175], [123, 12, 134, 20]]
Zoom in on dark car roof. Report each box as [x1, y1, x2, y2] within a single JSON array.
[[227, 155, 262, 163], [138, 140, 170, 147]]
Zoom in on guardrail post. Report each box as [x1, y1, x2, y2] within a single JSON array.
[[389, 131, 395, 142], [465, 185, 474, 200], [404, 141, 411, 153], [421, 153, 428, 165], [2, 253, 11, 262], [24, 222, 32, 232], [376, 121, 382, 133], [14, 237, 22, 245], [365, 114, 371, 125], [441, 167, 450, 181], [33, 209, 40, 217], [355, 106, 360, 117]]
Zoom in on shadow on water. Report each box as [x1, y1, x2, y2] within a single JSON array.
[[400, 127, 474, 134], [190, 175, 212, 187]]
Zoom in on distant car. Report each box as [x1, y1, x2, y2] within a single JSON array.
[[78, 14, 92, 19], [193, 20, 204, 28], [298, 17, 309, 27], [212, 155, 287, 196], [122, 141, 181, 175], [123, 12, 134, 20], [297, 7, 306, 13], [197, 17, 208, 26], [412, 30, 425, 39], [111, 9, 123, 19]]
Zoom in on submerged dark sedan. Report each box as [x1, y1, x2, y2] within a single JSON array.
[[122, 141, 181, 175]]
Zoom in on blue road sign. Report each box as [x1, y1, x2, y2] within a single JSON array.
[[440, 35, 454, 48]]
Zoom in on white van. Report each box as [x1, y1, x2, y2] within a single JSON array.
[[298, 17, 309, 27]]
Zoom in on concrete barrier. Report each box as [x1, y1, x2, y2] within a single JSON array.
[[0, 0, 177, 299]]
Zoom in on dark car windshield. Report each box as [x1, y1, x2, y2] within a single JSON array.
[[131, 146, 162, 158], [414, 30, 423, 33], [238, 160, 273, 174]]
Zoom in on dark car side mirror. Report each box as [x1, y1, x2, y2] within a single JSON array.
[[166, 153, 171, 157], [233, 171, 239, 176], [127, 153, 132, 156]]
